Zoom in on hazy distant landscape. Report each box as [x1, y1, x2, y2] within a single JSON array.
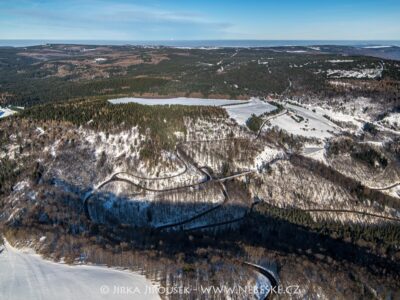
[[1, 0, 400, 299]]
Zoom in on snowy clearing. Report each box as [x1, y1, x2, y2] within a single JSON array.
[[0, 240, 160, 300], [0, 108, 17, 119], [108, 97, 248, 106], [224, 98, 277, 125], [268, 104, 339, 139]]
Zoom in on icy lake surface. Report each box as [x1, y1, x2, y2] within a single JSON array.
[[0, 241, 160, 300]]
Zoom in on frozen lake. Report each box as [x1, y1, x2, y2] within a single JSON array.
[[108, 97, 248, 106], [0, 241, 160, 300]]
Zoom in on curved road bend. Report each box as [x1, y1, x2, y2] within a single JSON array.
[[243, 262, 278, 300], [183, 199, 260, 232], [155, 181, 229, 230], [368, 182, 400, 191], [111, 151, 189, 181], [256, 109, 289, 139]]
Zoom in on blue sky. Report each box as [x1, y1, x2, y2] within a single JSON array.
[[0, 0, 399, 40]]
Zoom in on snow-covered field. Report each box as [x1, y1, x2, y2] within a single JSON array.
[[269, 104, 338, 139], [108, 97, 248, 106], [224, 98, 277, 125], [0, 241, 160, 300]]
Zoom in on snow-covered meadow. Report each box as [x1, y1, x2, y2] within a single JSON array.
[[224, 98, 277, 125], [0, 241, 160, 300], [268, 103, 339, 139]]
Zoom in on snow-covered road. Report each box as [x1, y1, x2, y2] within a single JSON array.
[[0, 241, 160, 300]]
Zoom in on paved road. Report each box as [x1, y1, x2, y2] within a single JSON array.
[[243, 262, 278, 300], [368, 182, 400, 191]]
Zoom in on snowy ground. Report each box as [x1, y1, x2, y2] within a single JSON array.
[[0, 241, 160, 300], [326, 67, 382, 79], [268, 103, 339, 139], [381, 113, 400, 130], [224, 98, 277, 125], [253, 146, 286, 171], [0, 108, 17, 119], [108, 97, 248, 106]]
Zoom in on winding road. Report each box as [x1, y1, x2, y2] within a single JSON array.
[[368, 182, 400, 191], [243, 262, 278, 300]]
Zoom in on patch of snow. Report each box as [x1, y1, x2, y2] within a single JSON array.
[[13, 181, 29, 192], [326, 68, 382, 79], [254, 146, 285, 171], [327, 59, 354, 63], [94, 57, 107, 62], [173, 131, 185, 139], [381, 113, 400, 130], [0, 107, 17, 119], [36, 127, 45, 136]]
